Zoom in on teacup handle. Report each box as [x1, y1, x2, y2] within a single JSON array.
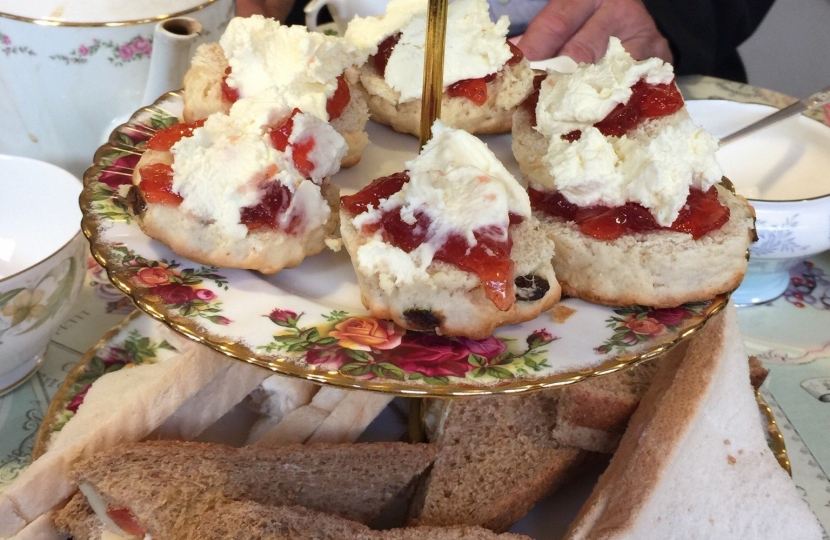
[[304, 0, 333, 32]]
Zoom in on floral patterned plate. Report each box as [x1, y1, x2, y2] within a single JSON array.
[[80, 92, 728, 396], [32, 311, 178, 459]]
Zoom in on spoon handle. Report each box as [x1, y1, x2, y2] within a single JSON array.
[[719, 85, 830, 146]]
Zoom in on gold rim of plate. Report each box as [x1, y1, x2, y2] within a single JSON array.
[[756, 390, 791, 475], [79, 90, 729, 397], [32, 311, 789, 477]]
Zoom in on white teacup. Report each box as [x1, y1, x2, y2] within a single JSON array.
[[0, 155, 85, 395], [0, 0, 235, 179], [305, 0, 391, 33]]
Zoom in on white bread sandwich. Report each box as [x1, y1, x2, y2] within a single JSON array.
[[512, 37, 755, 308], [182, 16, 370, 168], [410, 391, 585, 532], [68, 440, 438, 539], [187, 499, 534, 540], [344, 0, 533, 137], [0, 339, 241, 538], [248, 385, 392, 447], [128, 89, 346, 274], [564, 303, 823, 540], [552, 346, 769, 454], [340, 120, 561, 338]]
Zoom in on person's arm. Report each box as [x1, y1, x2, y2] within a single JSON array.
[[641, 0, 775, 81], [516, 0, 672, 63]]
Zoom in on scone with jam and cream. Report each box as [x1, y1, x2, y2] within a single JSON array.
[[128, 90, 346, 274], [344, 0, 533, 137], [340, 121, 560, 339], [512, 38, 755, 308], [182, 16, 369, 167]]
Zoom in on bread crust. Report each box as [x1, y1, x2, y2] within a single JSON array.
[[355, 58, 534, 137], [340, 212, 561, 339], [182, 43, 368, 167]]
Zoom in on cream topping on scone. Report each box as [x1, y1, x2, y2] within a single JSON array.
[[171, 95, 346, 240], [535, 37, 674, 135], [352, 121, 529, 289], [220, 15, 366, 120], [532, 38, 721, 226], [344, 0, 511, 103]]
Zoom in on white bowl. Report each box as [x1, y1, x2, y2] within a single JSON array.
[[0, 155, 85, 395], [687, 100, 830, 305]]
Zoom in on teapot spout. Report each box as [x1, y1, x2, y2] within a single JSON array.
[[142, 17, 203, 105]]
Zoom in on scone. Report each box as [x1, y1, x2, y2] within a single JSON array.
[[128, 93, 347, 274], [344, 0, 533, 137], [512, 37, 755, 308], [340, 120, 561, 339], [181, 16, 369, 168]]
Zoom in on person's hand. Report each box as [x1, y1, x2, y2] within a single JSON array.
[[516, 0, 672, 63], [236, 0, 295, 21]]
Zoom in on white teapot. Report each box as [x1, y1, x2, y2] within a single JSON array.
[[0, 0, 235, 178]]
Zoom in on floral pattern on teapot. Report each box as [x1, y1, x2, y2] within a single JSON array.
[[50, 35, 153, 66], [1, 32, 35, 56]]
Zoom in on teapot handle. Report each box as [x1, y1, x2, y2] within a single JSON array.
[[141, 17, 203, 106]]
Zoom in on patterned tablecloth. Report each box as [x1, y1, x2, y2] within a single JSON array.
[[1, 77, 829, 537]]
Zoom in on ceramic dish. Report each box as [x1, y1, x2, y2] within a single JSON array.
[[80, 92, 728, 396], [32, 310, 790, 540], [685, 92, 830, 306]]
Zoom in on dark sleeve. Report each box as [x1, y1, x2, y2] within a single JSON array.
[[641, 0, 775, 82]]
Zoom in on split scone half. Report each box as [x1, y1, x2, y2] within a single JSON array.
[[512, 38, 755, 308], [340, 121, 561, 339], [128, 92, 347, 274], [181, 16, 369, 168], [343, 0, 533, 138]]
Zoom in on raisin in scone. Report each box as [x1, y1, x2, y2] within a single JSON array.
[[340, 121, 561, 339], [343, 0, 533, 138], [128, 92, 346, 274], [182, 16, 369, 168], [512, 38, 755, 308]]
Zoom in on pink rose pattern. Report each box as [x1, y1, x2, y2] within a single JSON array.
[[262, 310, 557, 384], [596, 301, 713, 354], [1, 31, 35, 56], [50, 36, 152, 66], [57, 328, 176, 431], [110, 245, 232, 326]]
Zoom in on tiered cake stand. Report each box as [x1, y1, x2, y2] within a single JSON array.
[[79, 0, 727, 401]]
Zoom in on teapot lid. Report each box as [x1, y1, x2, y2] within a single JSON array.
[[0, 0, 221, 24]]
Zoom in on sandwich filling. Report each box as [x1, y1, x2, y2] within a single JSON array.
[[527, 37, 727, 240], [341, 121, 530, 310], [344, 0, 515, 104], [218, 15, 366, 122], [136, 90, 347, 240]]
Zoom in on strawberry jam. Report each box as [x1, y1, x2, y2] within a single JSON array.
[[327, 75, 351, 120], [268, 109, 316, 179], [373, 33, 401, 77], [106, 508, 145, 536], [524, 77, 683, 136], [137, 163, 183, 206], [529, 186, 729, 240], [445, 42, 524, 106], [342, 173, 520, 310], [221, 66, 240, 104], [146, 119, 206, 152], [240, 181, 300, 232]]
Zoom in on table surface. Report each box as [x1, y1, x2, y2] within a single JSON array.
[[1, 77, 829, 536]]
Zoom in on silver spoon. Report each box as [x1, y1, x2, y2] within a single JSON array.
[[719, 84, 830, 146]]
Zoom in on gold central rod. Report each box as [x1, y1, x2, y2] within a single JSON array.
[[418, 0, 449, 148]]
